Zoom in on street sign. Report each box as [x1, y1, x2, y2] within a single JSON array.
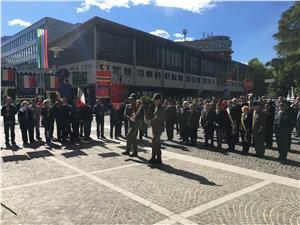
[[265, 79, 275, 83]]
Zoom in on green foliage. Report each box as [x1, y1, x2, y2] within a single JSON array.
[[248, 58, 273, 96], [270, 2, 300, 96]]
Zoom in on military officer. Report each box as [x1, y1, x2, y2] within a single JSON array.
[[122, 93, 141, 157], [1, 96, 17, 146], [274, 101, 294, 161], [252, 101, 266, 157], [149, 93, 166, 164]]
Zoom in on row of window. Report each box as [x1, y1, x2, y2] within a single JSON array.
[[15, 59, 38, 71], [2, 27, 43, 53], [2, 45, 37, 64]]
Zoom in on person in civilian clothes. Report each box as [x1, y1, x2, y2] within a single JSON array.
[[201, 103, 216, 148], [53, 101, 63, 142], [240, 106, 253, 153], [230, 98, 242, 144], [71, 103, 81, 141], [265, 100, 275, 148], [81, 103, 93, 140], [149, 93, 166, 164], [30, 98, 42, 140], [93, 98, 105, 139], [179, 101, 190, 144], [215, 102, 228, 149], [119, 102, 128, 137], [252, 101, 266, 157], [165, 101, 177, 141], [109, 103, 119, 139], [1, 96, 17, 146], [18, 101, 35, 145], [188, 104, 200, 146], [274, 101, 294, 161], [41, 99, 54, 144], [61, 97, 72, 142]]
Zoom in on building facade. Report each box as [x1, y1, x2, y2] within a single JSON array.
[[1, 16, 253, 101]]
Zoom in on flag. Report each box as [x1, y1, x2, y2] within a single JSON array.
[[76, 87, 85, 108], [50, 76, 59, 89], [18, 73, 36, 88], [37, 29, 49, 69], [2, 68, 14, 81], [96, 69, 112, 98]]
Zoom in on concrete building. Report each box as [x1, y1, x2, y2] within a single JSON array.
[[1, 16, 253, 101], [178, 35, 233, 60], [1, 17, 76, 71]]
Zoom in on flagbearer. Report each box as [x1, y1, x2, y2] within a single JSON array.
[[1, 96, 17, 146], [149, 93, 166, 164]]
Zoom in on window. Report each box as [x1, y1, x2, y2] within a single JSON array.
[[186, 76, 191, 82], [137, 69, 144, 77], [113, 66, 122, 76], [155, 72, 161, 79], [146, 71, 153, 78], [197, 77, 201, 83], [171, 74, 177, 80], [164, 73, 170, 80], [207, 79, 211, 84], [178, 75, 183, 81], [124, 68, 132, 76], [191, 77, 195, 82], [212, 80, 215, 84], [203, 78, 206, 84]]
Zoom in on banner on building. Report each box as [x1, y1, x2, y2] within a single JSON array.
[[111, 83, 127, 104], [45, 73, 60, 90], [1, 67, 16, 87], [37, 28, 49, 69], [96, 69, 111, 98], [17, 72, 36, 98], [72, 72, 87, 86]]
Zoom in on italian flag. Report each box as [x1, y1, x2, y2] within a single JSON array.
[[76, 87, 86, 108], [19, 75, 35, 88], [37, 29, 49, 69], [2, 68, 14, 81]]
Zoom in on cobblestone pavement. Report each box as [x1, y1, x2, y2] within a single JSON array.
[[1, 117, 300, 225]]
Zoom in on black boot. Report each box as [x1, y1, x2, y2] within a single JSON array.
[[148, 156, 156, 164], [156, 155, 162, 164]]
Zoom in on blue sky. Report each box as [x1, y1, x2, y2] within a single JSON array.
[[1, 1, 294, 64]]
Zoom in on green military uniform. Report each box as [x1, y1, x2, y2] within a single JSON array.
[[150, 104, 166, 163], [274, 110, 294, 160], [123, 102, 141, 156], [252, 110, 266, 157]]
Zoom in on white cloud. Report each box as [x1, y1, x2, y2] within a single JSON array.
[[76, 0, 215, 13], [174, 37, 195, 42], [174, 33, 184, 38], [150, 29, 170, 39], [8, 19, 31, 27]]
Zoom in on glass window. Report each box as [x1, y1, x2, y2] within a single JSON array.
[[197, 77, 201, 83], [171, 74, 177, 80], [207, 79, 211, 84], [191, 77, 195, 82], [178, 75, 183, 81], [186, 76, 190, 82], [203, 78, 206, 84], [146, 71, 153, 78], [164, 73, 170, 80], [124, 68, 132, 76]]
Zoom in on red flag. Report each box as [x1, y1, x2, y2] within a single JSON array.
[[76, 87, 86, 108]]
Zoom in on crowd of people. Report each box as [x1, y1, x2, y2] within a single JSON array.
[[1, 93, 300, 163]]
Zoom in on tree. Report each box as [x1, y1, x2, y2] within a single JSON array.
[[270, 2, 300, 96], [248, 58, 273, 96]]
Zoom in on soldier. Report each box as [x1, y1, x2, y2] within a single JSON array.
[[93, 98, 105, 139], [109, 103, 119, 139], [18, 101, 35, 145], [274, 101, 294, 161], [81, 103, 93, 140], [252, 101, 266, 157], [188, 103, 200, 146], [71, 103, 81, 141], [30, 98, 42, 140], [41, 99, 54, 144], [149, 93, 166, 164], [122, 93, 141, 157], [240, 106, 252, 153], [1, 96, 17, 146], [165, 101, 177, 141], [61, 98, 72, 142]]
